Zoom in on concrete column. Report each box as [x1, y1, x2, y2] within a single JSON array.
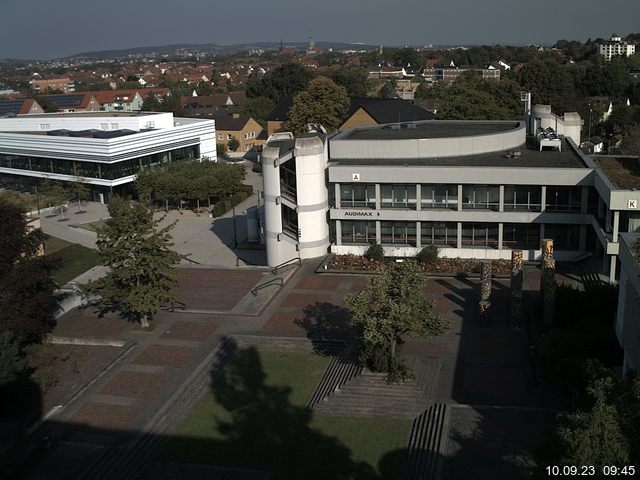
[[416, 184, 421, 211], [539, 223, 545, 246], [457, 185, 463, 212], [498, 223, 503, 250], [540, 186, 547, 212], [579, 224, 587, 251], [580, 186, 589, 214], [499, 185, 504, 212], [613, 210, 620, 242], [334, 183, 341, 209], [376, 220, 381, 243], [609, 255, 617, 282], [457, 222, 463, 249], [336, 220, 342, 246], [375, 184, 381, 210], [416, 221, 421, 248]]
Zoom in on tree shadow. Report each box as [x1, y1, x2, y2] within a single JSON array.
[[166, 336, 377, 479], [294, 301, 357, 355]]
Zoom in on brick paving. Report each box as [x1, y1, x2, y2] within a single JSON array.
[[22, 261, 572, 479]]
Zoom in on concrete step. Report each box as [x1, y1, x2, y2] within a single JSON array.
[[401, 403, 449, 480]]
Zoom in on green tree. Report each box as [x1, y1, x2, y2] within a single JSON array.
[[345, 261, 449, 379], [69, 178, 90, 213], [618, 124, 640, 156], [141, 93, 162, 111], [518, 59, 577, 113], [379, 80, 397, 99], [245, 64, 315, 103], [239, 96, 275, 127], [0, 332, 25, 387], [332, 65, 370, 98], [227, 135, 240, 152], [0, 201, 57, 343], [287, 76, 350, 134], [557, 377, 630, 467], [85, 198, 184, 328]]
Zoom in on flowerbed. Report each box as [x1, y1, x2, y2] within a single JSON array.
[[327, 254, 511, 275]]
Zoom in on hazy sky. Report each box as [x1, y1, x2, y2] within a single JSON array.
[[1, 0, 638, 59]]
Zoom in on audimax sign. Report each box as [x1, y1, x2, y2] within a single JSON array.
[[343, 211, 381, 217]]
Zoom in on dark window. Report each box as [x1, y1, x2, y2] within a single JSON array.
[[503, 186, 542, 211], [341, 221, 376, 244], [462, 185, 500, 211], [503, 223, 541, 249], [420, 222, 457, 247]]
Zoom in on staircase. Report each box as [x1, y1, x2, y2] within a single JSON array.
[[230, 263, 299, 315], [312, 359, 440, 419], [401, 403, 449, 480], [307, 349, 362, 408], [575, 256, 606, 291]]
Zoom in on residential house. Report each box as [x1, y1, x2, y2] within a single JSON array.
[[214, 114, 264, 152], [84, 90, 144, 112], [339, 98, 436, 131], [40, 93, 101, 112], [29, 77, 75, 93], [182, 93, 247, 117], [0, 98, 44, 116]]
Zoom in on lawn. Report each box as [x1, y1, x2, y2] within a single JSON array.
[[44, 236, 101, 285], [161, 349, 412, 479], [77, 220, 106, 232]]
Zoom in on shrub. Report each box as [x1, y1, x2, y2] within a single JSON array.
[[212, 199, 232, 217], [252, 162, 262, 173], [364, 243, 384, 261], [230, 191, 248, 207], [417, 245, 439, 264], [241, 184, 254, 195], [359, 342, 390, 372]]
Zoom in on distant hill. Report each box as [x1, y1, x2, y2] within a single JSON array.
[[66, 41, 380, 60]]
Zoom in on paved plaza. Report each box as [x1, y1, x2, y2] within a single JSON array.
[[18, 259, 567, 479]]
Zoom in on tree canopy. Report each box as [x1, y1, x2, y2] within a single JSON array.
[[0, 201, 57, 344], [245, 64, 315, 103], [85, 198, 184, 327], [345, 261, 449, 380], [331, 65, 370, 98], [287, 76, 350, 134]]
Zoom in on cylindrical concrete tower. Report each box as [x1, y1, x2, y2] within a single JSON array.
[[294, 136, 330, 259], [262, 144, 289, 267]]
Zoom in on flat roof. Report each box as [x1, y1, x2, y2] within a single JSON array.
[[330, 138, 587, 169], [14, 111, 163, 118], [594, 156, 640, 189], [342, 121, 521, 140]]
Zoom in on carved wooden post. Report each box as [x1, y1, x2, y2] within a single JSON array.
[[511, 249, 524, 329], [540, 239, 556, 326], [478, 260, 492, 327]]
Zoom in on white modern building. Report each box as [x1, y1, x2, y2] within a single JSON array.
[[0, 111, 216, 201], [599, 35, 636, 62], [260, 107, 640, 281]]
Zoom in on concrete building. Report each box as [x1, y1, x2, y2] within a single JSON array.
[[615, 233, 640, 374], [599, 35, 636, 62], [29, 77, 75, 94], [0, 111, 216, 201], [260, 110, 640, 280]]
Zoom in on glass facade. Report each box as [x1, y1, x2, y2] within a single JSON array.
[[380, 184, 417, 209], [279, 161, 297, 202], [421, 184, 457, 209], [546, 186, 581, 212], [461, 223, 499, 248], [503, 223, 541, 250], [341, 221, 376, 244], [340, 183, 376, 208], [420, 222, 457, 247], [0, 145, 199, 181], [503, 186, 542, 211], [380, 221, 416, 245], [544, 224, 580, 250], [462, 185, 500, 211]]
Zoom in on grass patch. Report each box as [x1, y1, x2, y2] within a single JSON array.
[[161, 348, 411, 479], [77, 220, 106, 232], [45, 240, 101, 285]]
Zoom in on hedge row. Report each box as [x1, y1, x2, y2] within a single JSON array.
[[212, 187, 253, 217]]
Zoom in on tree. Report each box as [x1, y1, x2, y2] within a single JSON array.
[[618, 125, 640, 156], [245, 64, 315, 103], [0, 201, 58, 343], [287, 77, 350, 134], [141, 93, 162, 112], [379, 80, 397, 99], [84, 198, 184, 327], [332, 65, 370, 98], [517, 59, 577, 113], [69, 178, 90, 213], [239, 96, 275, 127], [557, 377, 630, 467], [227, 135, 240, 152], [345, 261, 449, 380], [0, 332, 25, 387]]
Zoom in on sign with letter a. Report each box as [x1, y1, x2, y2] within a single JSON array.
[[352, 173, 360, 182]]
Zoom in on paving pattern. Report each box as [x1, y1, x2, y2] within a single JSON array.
[[19, 261, 571, 480]]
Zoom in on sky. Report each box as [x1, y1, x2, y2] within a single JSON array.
[[1, 0, 639, 60]]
